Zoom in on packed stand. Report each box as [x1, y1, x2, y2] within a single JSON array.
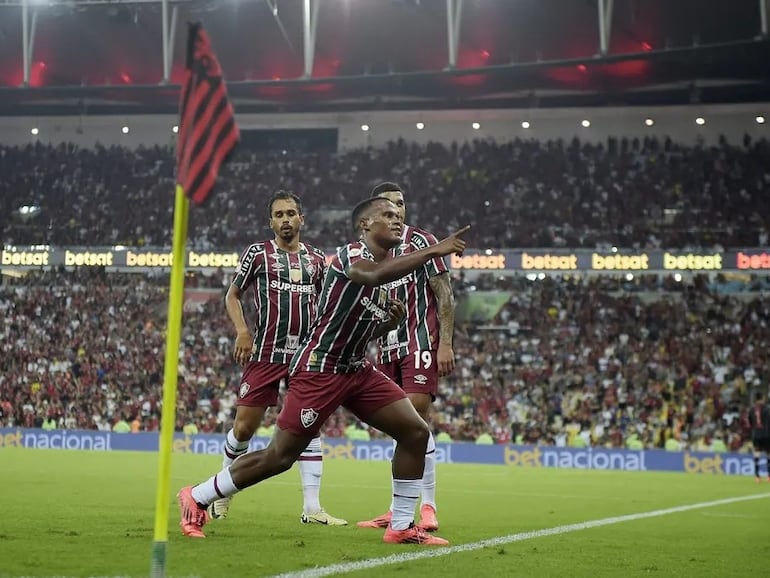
[[1, 270, 766, 452], [2, 136, 770, 251]]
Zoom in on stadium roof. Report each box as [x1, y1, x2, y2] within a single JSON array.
[[0, 0, 768, 115]]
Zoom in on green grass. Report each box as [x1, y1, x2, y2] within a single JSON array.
[[0, 447, 768, 577]]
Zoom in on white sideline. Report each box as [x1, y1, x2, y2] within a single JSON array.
[[269, 493, 770, 578]]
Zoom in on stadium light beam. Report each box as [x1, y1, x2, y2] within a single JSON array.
[[302, 0, 320, 78], [445, 0, 463, 69]]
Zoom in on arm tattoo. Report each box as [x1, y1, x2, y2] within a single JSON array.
[[429, 272, 455, 348]]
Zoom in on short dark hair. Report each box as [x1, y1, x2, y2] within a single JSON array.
[[370, 182, 404, 198], [351, 197, 391, 234], [268, 190, 303, 218]]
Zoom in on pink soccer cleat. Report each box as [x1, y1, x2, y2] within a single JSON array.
[[177, 486, 209, 538], [383, 523, 449, 546], [356, 510, 392, 529], [418, 504, 439, 532]]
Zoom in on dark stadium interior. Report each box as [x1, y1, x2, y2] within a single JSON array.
[[1, 0, 770, 114]]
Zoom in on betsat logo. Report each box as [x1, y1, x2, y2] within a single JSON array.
[[682, 452, 754, 475], [504, 446, 647, 471]]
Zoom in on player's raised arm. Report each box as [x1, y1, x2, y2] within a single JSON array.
[[346, 198, 470, 288]]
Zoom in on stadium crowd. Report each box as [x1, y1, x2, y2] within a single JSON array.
[[1, 268, 767, 452], [2, 135, 770, 251]]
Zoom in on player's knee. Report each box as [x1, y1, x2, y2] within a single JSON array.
[[402, 419, 430, 452], [233, 419, 255, 441]]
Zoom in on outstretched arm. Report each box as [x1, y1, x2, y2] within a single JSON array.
[[348, 225, 470, 287], [429, 272, 455, 377]]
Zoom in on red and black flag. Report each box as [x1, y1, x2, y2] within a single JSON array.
[[176, 22, 239, 205]]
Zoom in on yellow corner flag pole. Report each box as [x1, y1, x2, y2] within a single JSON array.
[[150, 184, 189, 578], [148, 22, 238, 577]]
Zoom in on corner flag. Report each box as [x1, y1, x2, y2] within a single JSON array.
[[151, 22, 239, 578]]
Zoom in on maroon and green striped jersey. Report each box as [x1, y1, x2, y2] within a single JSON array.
[[232, 240, 327, 365], [290, 242, 393, 374], [377, 224, 448, 363]]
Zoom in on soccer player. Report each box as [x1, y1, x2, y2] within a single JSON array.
[[177, 197, 469, 544], [748, 392, 770, 482], [357, 182, 455, 532], [210, 190, 346, 526]]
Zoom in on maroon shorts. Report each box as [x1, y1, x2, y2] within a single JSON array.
[[236, 361, 289, 408], [377, 350, 439, 399], [277, 363, 407, 436]]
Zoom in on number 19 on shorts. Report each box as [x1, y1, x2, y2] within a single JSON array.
[[413, 350, 433, 369]]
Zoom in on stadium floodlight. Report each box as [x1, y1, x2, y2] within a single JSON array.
[[121, 126, 130, 134], [18, 205, 41, 217], [756, 116, 766, 124], [360, 124, 370, 131], [30, 127, 39, 135], [472, 122, 481, 130], [695, 117, 705, 125], [581, 119, 591, 128], [172, 125, 179, 133], [645, 118, 654, 126], [520, 121, 530, 129], [416, 122, 425, 130]]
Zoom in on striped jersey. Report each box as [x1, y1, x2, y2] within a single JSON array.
[[749, 403, 770, 439], [377, 224, 448, 363], [232, 240, 327, 365], [290, 242, 392, 374]]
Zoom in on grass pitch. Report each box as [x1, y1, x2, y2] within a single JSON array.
[[0, 448, 768, 577]]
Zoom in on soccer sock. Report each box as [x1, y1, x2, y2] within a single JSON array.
[[391, 478, 421, 531], [421, 432, 437, 510], [298, 436, 323, 514], [191, 467, 239, 507], [387, 438, 398, 513], [222, 428, 250, 468], [755, 456, 761, 477]]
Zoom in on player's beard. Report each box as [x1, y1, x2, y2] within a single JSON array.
[[279, 226, 298, 242]]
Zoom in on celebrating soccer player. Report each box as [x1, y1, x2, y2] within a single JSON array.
[[209, 190, 346, 526], [177, 197, 469, 544], [357, 182, 455, 532]]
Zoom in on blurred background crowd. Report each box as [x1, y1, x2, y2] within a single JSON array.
[[3, 135, 770, 252], [2, 137, 770, 450]]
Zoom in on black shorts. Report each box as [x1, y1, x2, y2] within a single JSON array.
[[752, 438, 770, 453]]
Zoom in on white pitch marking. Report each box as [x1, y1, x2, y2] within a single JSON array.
[[268, 493, 770, 578]]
